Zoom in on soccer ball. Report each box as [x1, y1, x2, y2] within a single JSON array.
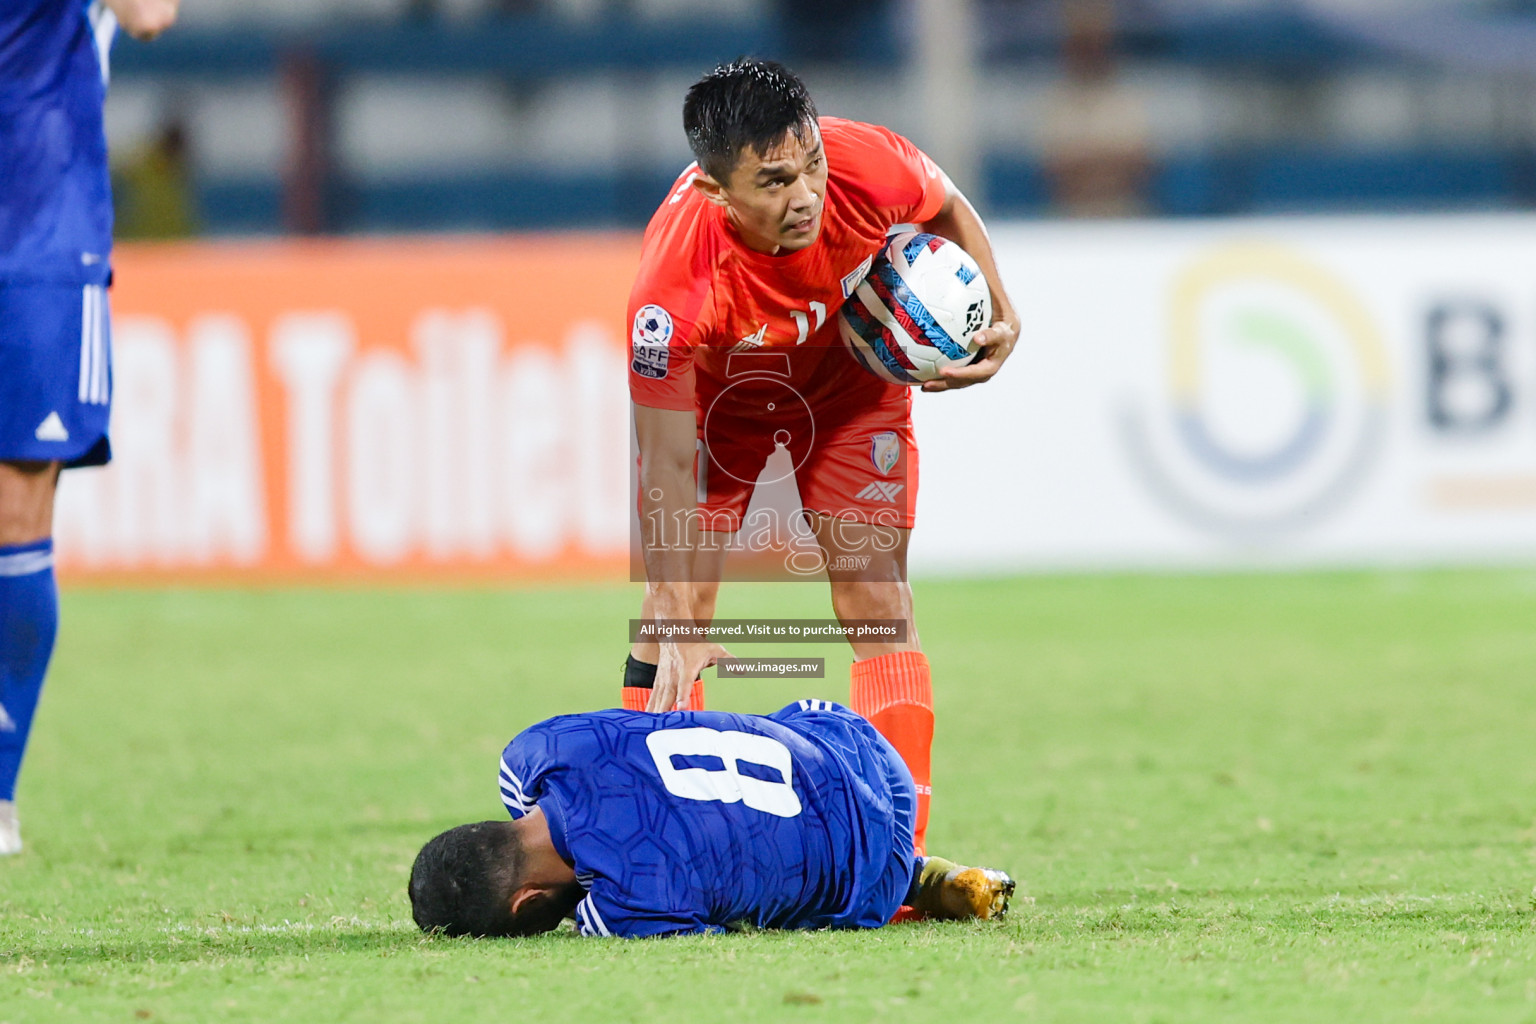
[[838, 232, 992, 385]]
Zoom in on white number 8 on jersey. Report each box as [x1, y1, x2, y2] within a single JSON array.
[[645, 727, 803, 819]]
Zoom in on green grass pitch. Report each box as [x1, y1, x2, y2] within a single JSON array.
[[3, 572, 1536, 1022]]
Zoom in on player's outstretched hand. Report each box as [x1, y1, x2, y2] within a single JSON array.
[[921, 319, 1019, 392], [649, 642, 732, 712]]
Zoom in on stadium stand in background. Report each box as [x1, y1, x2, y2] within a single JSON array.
[[105, 0, 1536, 236]]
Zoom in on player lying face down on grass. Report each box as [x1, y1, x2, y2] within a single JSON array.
[[408, 701, 1013, 938]]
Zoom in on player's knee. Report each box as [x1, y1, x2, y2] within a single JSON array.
[[0, 461, 59, 546], [829, 580, 910, 622]]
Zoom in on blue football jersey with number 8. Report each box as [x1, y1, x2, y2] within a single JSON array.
[[498, 702, 917, 937]]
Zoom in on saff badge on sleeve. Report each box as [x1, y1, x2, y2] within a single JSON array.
[[631, 304, 674, 379]]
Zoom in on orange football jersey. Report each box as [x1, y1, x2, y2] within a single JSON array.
[[627, 117, 946, 414]]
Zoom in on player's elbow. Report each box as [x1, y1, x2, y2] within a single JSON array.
[[634, 405, 697, 491], [112, 0, 179, 41]]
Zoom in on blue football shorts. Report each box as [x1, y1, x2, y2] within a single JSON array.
[[771, 700, 918, 926], [0, 280, 112, 467]]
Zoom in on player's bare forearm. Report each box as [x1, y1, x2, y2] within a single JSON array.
[[635, 402, 701, 595], [634, 402, 728, 710], [638, 467, 699, 605], [921, 189, 1018, 332], [104, 0, 178, 40], [918, 181, 1020, 392]]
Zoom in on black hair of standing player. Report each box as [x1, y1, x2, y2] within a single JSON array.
[[408, 821, 528, 937], [683, 57, 819, 184]]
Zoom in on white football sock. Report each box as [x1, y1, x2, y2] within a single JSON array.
[[0, 800, 20, 856]]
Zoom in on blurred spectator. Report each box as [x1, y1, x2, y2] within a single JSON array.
[[112, 116, 198, 239], [1041, 0, 1152, 217]]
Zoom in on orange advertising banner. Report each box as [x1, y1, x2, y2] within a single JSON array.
[[55, 236, 641, 582]]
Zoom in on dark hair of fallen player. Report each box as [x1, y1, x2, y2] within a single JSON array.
[[409, 821, 565, 937], [683, 57, 819, 184]]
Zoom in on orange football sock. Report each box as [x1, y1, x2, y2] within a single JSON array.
[[621, 676, 705, 712], [849, 650, 934, 856]]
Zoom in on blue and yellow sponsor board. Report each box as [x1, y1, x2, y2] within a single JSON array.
[[1122, 243, 1392, 538]]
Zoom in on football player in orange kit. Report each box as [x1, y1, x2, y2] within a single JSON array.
[[624, 58, 1019, 855]]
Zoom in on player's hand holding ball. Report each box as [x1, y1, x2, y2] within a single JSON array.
[[838, 231, 1018, 392], [923, 314, 1018, 392]]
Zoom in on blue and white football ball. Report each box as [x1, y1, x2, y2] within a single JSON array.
[[838, 232, 992, 385]]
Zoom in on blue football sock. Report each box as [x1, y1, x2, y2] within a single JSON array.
[[0, 539, 58, 803]]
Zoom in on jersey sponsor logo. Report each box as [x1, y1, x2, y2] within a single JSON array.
[[869, 431, 900, 475], [856, 481, 905, 503], [841, 255, 874, 299], [730, 323, 768, 353], [631, 304, 674, 379], [34, 412, 69, 442]]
